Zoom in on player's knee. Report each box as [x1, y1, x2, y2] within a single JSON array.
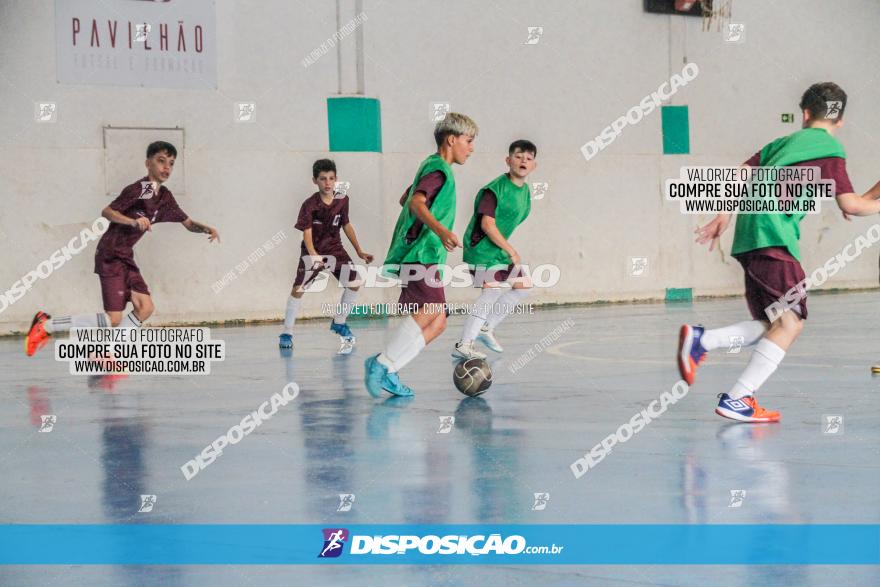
[[778, 311, 803, 336], [422, 312, 446, 338], [108, 314, 123, 327], [134, 298, 154, 320], [138, 305, 154, 321], [434, 312, 447, 333]]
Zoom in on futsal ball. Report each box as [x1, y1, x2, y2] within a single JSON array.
[[453, 358, 493, 397]]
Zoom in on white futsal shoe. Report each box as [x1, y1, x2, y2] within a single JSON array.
[[452, 340, 487, 360], [476, 325, 503, 353], [338, 337, 356, 355]]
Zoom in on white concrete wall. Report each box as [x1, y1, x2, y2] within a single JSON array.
[[2, 0, 879, 333]]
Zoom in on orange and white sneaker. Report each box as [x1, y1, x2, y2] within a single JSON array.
[[715, 393, 780, 423], [677, 325, 707, 385], [25, 311, 52, 356]]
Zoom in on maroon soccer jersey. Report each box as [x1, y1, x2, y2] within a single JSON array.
[[405, 170, 446, 243], [294, 192, 351, 258], [743, 153, 854, 194], [95, 177, 188, 264], [468, 188, 498, 247]]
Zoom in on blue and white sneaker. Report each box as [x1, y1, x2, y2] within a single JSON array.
[[338, 337, 355, 355], [364, 354, 388, 398], [677, 324, 707, 385], [278, 333, 293, 349], [330, 321, 355, 339], [477, 325, 503, 353], [382, 370, 415, 397], [331, 322, 356, 355], [715, 393, 780, 423]]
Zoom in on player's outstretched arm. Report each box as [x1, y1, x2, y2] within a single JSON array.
[[862, 179, 880, 201], [835, 186, 880, 217], [480, 215, 519, 265], [182, 218, 220, 243], [409, 192, 460, 251], [694, 161, 757, 250], [102, 205, 150, 231], [342, 223, 373, 263], [694, 213, 732, 252]]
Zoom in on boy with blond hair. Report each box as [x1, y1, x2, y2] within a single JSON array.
[[364, 113, 478, 397]]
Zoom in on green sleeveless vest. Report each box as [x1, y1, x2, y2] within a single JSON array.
[[463, 174, 531, 268], [732, 128, 846, 261], [383, 154, 456, 275]]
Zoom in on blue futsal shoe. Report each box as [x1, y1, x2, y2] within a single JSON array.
[[382, 370, 415, 397], [330, 321, 355, 339], [364, 354, 388, 398], [278, 333, 293, 349], [677, 324, 707, 385]]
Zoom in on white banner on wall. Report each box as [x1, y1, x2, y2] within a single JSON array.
[[55, 0, 217, 89]]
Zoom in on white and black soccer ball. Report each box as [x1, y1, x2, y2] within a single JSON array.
[[453, 358, 493, 397]]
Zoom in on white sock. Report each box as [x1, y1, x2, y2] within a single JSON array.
[[486, 288, 531, 331], [283, 296, 301, 335], [121, 312, 143, 329], [728, 339, 786, 400], [334, 288, 358, 325], [378, 316, 425, 373], [701, 320, 767, 352], [461, 287, 504, 343], [45, 313, 110, 333]]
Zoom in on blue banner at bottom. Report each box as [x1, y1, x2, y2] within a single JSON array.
[[1, 525, 878, 565]]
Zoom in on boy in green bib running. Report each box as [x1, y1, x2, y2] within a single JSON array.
[[677, 83, 880, 422], [364, 113, 478, 398], [453, 140, 537, 360]]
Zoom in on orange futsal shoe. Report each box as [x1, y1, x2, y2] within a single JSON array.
[[25, 311, 52, 357], [715, 393, 781, 423], [677, 324, 707, 385]]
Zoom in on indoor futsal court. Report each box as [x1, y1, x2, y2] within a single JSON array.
[[2, 1, 880, 585]]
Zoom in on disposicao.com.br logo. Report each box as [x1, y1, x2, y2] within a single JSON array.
[[318, 528, 564, 558]]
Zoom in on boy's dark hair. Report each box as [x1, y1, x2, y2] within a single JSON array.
[[312, 159, 337, 178], [800, 82, 847, 121], [147, 141, 177, 159], [509, 139, 537, 157]]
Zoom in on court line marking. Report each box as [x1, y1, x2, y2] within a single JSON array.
[[545, 340, 869, 370]]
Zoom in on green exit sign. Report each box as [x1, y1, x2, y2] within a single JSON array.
[[781, 113, 794, 123]]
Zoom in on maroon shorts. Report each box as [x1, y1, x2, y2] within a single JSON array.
[[469, 264, 520, 287], [293, 251, 355, 288], [398, 263, 446, 312], [95, 255, 150, 312], [736, 247, 808, 321]]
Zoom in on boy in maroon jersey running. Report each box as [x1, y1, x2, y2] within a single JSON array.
[[25, 141, 220, 356], [678, 83, 880, 422], [279, 159, 373, 354]]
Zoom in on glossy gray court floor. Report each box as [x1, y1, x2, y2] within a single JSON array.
[[1, 292, 878, 586]]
